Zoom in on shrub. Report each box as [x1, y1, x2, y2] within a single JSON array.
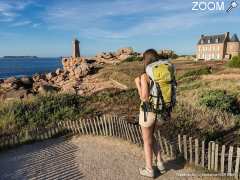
[[178, 67, 212, 80], [227, 56, 240, 68], [199, 90, 239, 114], [123, 56, 143, 62]]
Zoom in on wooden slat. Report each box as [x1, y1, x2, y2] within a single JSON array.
[[79, 119, 86, 134], [201, 141, 205, 167], [208, 142, 211, 170], [178, 134, 182, 153], [221, 145, 226, 173], [138, 126, 143, 146], [100, 117, 106, 136], [234, 147, 240, 179], [103, 115, 108, 136], [90, 119, 96, 135], [157, 131, 165, 154], [228, 146, 234, 174], [211, 142, 215, 170], [109, 117, 113, 136], [214, 143, 219, 171], [189, 137, 193, 164], [97, 117, 103, 135], [195, 139, 199, 166], [163, 138, 170, 156], [122, 119, 128, 140], [183, 135, 187, 160]]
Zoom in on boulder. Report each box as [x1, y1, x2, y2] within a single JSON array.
[[38, 84, 59, 94], [33, 73, 46, 82], [118, 54, 131, 61], [20, 76, 33, 89], [61, 83, 77, 94], [2, 77, 20, 89], [74, 61, 90, 78], [116, 47, 134, 56], [56, 68, 63, 75], [46, 72, 57, 81]]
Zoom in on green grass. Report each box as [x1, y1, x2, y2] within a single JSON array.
[[227, 55, 240, 68], [178, 67, 212, 80]]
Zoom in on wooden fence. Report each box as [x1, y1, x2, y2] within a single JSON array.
[[0, 115, 239, 179]]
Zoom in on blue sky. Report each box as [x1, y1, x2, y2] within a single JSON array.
[[0, 0, 239, 57]]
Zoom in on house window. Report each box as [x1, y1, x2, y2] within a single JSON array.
[[216, 38, 218, 43], [208, 39, 210, 44], [201, 40, 204, 44]]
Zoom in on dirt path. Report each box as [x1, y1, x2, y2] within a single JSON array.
[[0, 136, 221, 180]]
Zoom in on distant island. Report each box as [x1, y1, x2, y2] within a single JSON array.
[[3, 56, 38, 58]]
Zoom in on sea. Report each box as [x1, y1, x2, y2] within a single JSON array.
[[0, 57, 62, 79]]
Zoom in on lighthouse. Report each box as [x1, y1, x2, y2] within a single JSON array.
[[72, 38, 80, 58]]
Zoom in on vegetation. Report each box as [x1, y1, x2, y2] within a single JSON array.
[[227, 55, 240, 68], [123, 55, 143, 63], [178, 67, 212, 80], [0, 89, 140, 136], [199, 90, 239, 115]]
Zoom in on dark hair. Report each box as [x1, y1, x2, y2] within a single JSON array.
[[143, 49, 159, 66]]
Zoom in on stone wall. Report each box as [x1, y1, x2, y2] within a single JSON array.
[[227, 42, 240, 57]]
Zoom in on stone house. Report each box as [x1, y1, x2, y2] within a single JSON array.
[[196, 32, 240, 60]]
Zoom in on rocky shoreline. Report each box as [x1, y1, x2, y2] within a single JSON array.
[[0, 47, 139, 101]]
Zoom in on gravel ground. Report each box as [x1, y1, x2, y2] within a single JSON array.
[[0, 136, 223, 180]]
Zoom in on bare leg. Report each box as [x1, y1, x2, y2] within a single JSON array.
[[141, 125, 155, 170], [153, 136, 164, 163]]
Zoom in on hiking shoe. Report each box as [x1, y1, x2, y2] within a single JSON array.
[[157, 161, 166, 174], [139, 167, 154, 178]]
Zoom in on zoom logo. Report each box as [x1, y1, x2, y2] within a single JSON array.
[[192, 1, 225, 11]]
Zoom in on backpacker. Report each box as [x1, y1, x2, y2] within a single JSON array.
[[145, 60, 176, 114]]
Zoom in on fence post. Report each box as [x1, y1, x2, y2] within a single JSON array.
[[201, 141, 205, 168], [163, 138, 170, 156], [234, 147, 240, 179], [208, 141, 211, 170], [221, 145, 226, 173], [109, 117, 113, 136], [178, 134, 182, 154], [103, 115, 108, 136], [189, 137, 193, 164], [228, 146, 234, 175], [214, 143, 219, 171], [195, 139, 199, 166], [157, 131, 165, 154], [183, 135, 187, 160], [211, 142, 215, 170]]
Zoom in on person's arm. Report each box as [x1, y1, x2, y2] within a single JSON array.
[[135, 76, 142, 98], [140, 74, 149, 102]]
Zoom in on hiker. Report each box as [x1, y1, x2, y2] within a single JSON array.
[[135, 49, 176, 178]]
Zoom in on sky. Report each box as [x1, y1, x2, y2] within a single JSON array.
[[0, 0, 239, 57]]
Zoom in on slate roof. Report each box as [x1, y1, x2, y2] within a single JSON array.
[[198, 33, 226, 45], [230, 34, 239, 42]]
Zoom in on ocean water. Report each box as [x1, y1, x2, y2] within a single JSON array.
[[0, 58, 62, 79]]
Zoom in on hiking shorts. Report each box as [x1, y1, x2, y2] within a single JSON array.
[[139, 111, 156, 128]]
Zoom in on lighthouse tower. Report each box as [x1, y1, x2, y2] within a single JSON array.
[[72, 38, 80, 58]]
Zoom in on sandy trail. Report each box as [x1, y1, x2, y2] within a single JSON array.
[[0, 136, 220, 180]]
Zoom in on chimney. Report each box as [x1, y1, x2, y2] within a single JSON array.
[[72, 38, 80, 58], [224, 32, 230, 38]]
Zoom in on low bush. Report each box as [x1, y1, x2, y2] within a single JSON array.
[[123, 56, 143, 62], [178, 67, 212, 80], [199, 90, 239, 114], [227, 56, 240, 68], [0, 89, 140, 135]]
